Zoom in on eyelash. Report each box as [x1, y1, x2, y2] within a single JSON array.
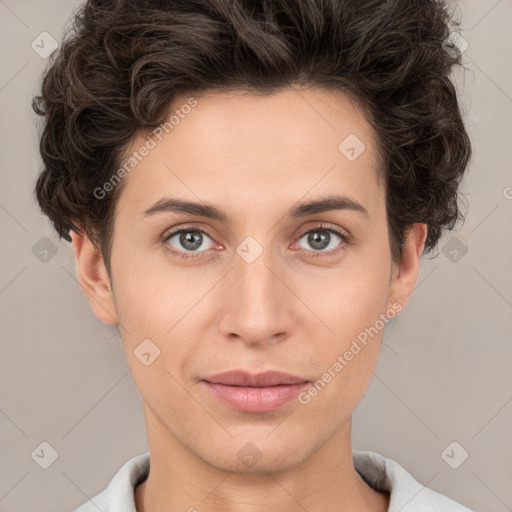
[[161, 223, 351, 260]]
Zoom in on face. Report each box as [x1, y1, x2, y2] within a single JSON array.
[[73, 86, 426, 474]]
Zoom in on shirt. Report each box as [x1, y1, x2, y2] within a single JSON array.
[[73, 450, 475, 511]]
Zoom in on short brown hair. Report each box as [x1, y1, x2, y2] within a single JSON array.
[[32, 0, 472, 276]]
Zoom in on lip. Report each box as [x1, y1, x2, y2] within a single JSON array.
[[202, 381, 309, 413], [202, 370, 309, 387], [201, 370, 310, 413]]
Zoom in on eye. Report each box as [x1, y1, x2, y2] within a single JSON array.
[[161, 223, 350, 260], [293, 224, 349, 257], [162, 227, 217, 259]]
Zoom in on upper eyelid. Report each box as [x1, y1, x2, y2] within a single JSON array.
[[163, 225, 215, 242]]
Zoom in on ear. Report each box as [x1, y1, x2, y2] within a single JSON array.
[[69, 228, 118, 325], [386, 223, 428, 313]]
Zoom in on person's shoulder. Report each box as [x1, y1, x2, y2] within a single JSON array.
[[353, 449, 476, 512], [70, 452, 150, 512]]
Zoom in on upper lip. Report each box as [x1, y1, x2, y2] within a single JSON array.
[[202, 370, 309, 387]]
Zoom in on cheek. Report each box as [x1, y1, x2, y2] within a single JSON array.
[[110, 244, 181, 332], [110, 255, 204, 380], [296, 258, 390, 396], [111, 277, 197, 412], [301, 259, 390, 342]]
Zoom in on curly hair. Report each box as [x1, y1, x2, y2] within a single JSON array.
[[32, 0, 472, 276]]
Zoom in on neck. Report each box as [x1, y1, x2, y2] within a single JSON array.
[[135, 404, 389, 512]]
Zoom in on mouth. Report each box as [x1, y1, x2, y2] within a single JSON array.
[[201, 370, 310, 413]]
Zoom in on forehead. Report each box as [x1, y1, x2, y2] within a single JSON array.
[[115, 87, 383, 223]]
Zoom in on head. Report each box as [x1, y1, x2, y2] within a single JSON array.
[[33, 0, 471, 473]]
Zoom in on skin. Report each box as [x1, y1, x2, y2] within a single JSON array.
[[70, 86, 427, 512]]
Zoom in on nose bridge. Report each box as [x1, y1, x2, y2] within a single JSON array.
[[234, 236, 281, 311], [219, 234, 292, 342]]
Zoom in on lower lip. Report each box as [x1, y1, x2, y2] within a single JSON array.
[[202, 381, 309, 413]]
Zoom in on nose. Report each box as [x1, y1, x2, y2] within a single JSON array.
[[217, 242, 295, 347]]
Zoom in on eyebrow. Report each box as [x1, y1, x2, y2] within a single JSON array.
[[142, 194, 369, 222]]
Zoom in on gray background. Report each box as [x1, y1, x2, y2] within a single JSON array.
[[1, 1, 511, 511]]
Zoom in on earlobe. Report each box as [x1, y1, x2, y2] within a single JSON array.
[[69, 228, 118, 326], [386, 223, 428, 314]]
